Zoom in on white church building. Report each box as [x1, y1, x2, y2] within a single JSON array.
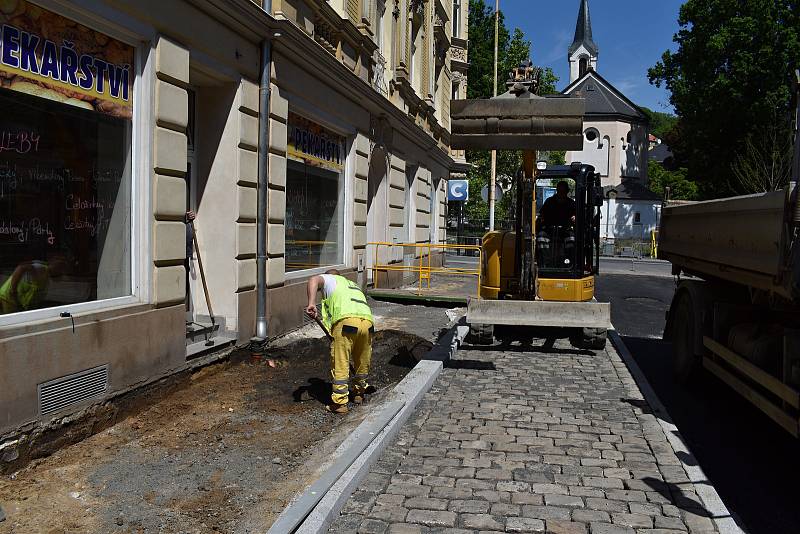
[[562, 0, 660, 241]]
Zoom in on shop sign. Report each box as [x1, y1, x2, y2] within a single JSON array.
[[287, 112, 345, 172], [448, 179, 469, 202], [0, 0, 134, 119]]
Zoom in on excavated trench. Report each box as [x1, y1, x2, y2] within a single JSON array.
[[0, 327, 434, 534]]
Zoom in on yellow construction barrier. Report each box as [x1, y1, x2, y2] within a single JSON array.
[[286, 240, 337, 270], [368, 241, 482, 297], [651, 230, 659, 258]]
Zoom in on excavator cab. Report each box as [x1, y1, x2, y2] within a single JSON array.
[[534, 164, 602, 301], [474, 162, 608, 349]]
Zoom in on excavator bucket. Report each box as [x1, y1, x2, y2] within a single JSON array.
[[466, 298, 612, 329]]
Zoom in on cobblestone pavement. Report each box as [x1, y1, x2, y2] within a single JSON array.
[[329, 340, 723, 534]]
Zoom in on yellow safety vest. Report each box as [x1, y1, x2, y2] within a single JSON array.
[[321, 275, 373, 329], [0, 262, 50, 311]]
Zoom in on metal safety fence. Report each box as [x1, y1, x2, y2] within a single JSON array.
[[368, 241, 483, 297], [600, 231, 659, 259]]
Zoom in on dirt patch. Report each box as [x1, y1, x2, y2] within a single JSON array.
[[0, 328, 431, 534]]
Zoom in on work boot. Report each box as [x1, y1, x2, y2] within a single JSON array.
[[352, 385, 376, 405], [326, 403, 349, 414]]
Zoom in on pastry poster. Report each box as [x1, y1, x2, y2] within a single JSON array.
[[0, 0, 134, 119]]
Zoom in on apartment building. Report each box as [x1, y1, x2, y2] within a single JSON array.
[[0, 0, 467, 465]]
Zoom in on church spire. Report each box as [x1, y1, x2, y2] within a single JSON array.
[[568, 0, 599, 83], [569, 0, 598, 57]]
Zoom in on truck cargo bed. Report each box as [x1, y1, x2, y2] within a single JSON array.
[[659, 189, 790, 296]]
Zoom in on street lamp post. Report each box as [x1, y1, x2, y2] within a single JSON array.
[[489, 0, 499, 231]]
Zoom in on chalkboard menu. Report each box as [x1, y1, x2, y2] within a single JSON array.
[[0, 87, 131, 313]]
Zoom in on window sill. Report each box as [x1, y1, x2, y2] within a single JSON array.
[[0, 298, 151, 340], [284, 264, 351, 283]]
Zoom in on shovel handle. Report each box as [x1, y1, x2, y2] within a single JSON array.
[[310, 313, 334, 341]]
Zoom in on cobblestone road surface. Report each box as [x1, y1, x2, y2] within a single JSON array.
[[330, 340, 722, 534]]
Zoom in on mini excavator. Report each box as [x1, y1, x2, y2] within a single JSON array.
[[450, 61, 610, 349]]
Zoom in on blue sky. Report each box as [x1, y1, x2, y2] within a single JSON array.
[[495, 0, 684, 113]]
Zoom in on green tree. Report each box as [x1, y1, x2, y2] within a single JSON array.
[[647, 161, 699, 200], [467, 0, 510, 99], [639, 107, 677, 140], [648, 0, 800, 198], [462, 1, 559, 223]]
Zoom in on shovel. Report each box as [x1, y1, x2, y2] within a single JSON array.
[[306, 308, 357, 376], [310, 313, 334, 341]]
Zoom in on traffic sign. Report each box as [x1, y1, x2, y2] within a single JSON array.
[[481, 184, 504, 203], [448, 179, 469, 201]]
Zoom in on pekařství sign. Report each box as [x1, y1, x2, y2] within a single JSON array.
[[287, 112, 346, 173], [0, 0, 134, 119]]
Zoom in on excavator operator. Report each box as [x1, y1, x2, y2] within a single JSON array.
[[539, 181, 576, 228]]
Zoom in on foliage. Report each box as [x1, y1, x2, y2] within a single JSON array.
[[545, 151, 566, 166], [462, 1, 560, 222], [467, 0, 510, 99], [648, 0, 800, 198], [639, 107, 677, 140], [732, 107, 794, 193], [538, 67, 560, 96], [647, 161, 698, 201]]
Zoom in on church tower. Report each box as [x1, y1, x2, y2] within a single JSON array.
[[568, 0, 598, 83]]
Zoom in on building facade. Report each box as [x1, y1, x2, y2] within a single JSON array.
[[601, 182, 662, 241], [0, 0, 466, 463], [268, 0, 468, 333], [562, 0, 649, 190]]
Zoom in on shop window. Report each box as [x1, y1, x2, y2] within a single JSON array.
[[0, 3, 134, 317], [285, 113, 345, 272]]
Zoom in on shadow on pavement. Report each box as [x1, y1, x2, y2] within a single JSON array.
[[444, 360, 497, 371], [459, 343, 595, 357], [620, 397, 652, 414], [622, 335, 800, 534]]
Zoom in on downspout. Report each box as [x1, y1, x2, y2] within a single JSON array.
[[255, 0, 273, 342]]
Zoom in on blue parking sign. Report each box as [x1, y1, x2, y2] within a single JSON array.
[[447, 179, 469, 202]]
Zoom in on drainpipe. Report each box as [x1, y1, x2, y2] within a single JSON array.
[[793, 70, 800, 224], [255, 0, 273, 342]]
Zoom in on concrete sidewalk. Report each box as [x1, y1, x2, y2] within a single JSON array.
[[329, 339, 732, 534]]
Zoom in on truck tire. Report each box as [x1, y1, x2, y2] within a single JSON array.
[[672, 292, 700, 382], [466, 323, 494, 345], [570, 328, 607, 350]]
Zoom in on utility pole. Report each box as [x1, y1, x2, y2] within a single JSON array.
[[489, 0, 499, 231]]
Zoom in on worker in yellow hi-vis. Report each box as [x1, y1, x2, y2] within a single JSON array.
[[305, 269, 374, 414]]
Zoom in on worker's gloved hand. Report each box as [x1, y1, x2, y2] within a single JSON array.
[[305, 305, 318, 319]]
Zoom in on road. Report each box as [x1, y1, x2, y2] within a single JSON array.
[[599, 257, 673, 278], [444, 254, 674, 280], [596, 273, 800, 534]]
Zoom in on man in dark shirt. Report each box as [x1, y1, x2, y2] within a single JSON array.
[[539, 181, 576, 228]]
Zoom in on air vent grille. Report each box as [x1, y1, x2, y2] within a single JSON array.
[[38, 365, 109, 417]]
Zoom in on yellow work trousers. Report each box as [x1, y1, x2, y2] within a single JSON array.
[[330, 317, 373, 406]]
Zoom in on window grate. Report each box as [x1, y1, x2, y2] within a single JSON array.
[[38, 365, 109, 417]]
